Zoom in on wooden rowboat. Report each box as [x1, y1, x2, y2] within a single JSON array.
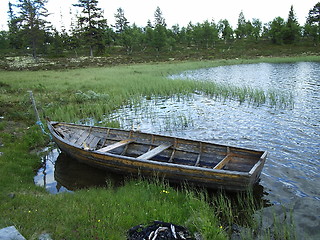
[[48, 121, 267, 191]]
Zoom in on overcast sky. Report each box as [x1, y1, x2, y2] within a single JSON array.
[[0, 0, 318, 31]]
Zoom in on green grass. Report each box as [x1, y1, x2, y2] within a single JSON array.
[[0, 56, 314, 239], [1, 56, 307, 124], [0, 177, 229, 239]]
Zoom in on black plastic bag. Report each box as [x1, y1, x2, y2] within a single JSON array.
[[127, 220, 194, 240]]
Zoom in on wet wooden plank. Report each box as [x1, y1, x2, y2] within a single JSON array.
[[97, 139, 134, 153], [74, 131, 90, 145], [137, 144, 172, 160], [82, 135, 96, 147], [89, 136, 101, 149], [213, 154, 232, 170], [249, 151, 267, 175], [69, 136, 79, 144]]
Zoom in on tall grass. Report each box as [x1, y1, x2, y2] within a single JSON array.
[[0, 56, 311, 238], [0, 57, 299, 125]]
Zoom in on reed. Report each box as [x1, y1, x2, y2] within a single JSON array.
[[1, 56, 314, 239], [1, 57, 300, 126]]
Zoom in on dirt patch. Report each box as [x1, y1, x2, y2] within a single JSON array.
[[0, 119, 28, 137]]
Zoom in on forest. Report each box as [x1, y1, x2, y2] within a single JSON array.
[[0, 0, 319, 60]]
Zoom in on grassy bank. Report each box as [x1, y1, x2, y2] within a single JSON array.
[[2, 56, 314, 123], [0, 56, 315, 239]]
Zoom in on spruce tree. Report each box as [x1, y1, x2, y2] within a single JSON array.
[[218, 19, 234, 43], [252, 18, 262, 41], [268, 17, 286, 44], [154, 6, 166, 27], [284, 5, 301, 44], [235, 11, 246, 39], [306, 2, 320, 43], [307, 2, 320, 26], [114, 8, 129, 33], [73, 0, 108, 57], [152, 7, 168, 52], [15, 0, 51, 58], [7, 1, 23, 49], [113, 7, 130, 50]]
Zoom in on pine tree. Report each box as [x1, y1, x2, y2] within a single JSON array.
[[252, 18, 262, 41], [268, 17, 286, 44], [0, 31, 10, 50], [191, 20, 218, 49], [284, 5, 301, 44], [154, 6, 166, 27], [114, 8, 129, 33], [153, 24, 167, 52], [144, 21, 154, 49], [307, 2, 320, 26], [73, 0, 108, 57], [150, 7, 168, 52], [15, 0, 51, 58], [218, 19, 234, 43], [235, 11, 246, 39], [121, 24, 144, 53], [7, 1, 23, 49], [306, 2, 320, 43], [113, 7, 130, 50]]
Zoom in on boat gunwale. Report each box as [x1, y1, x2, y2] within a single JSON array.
[[48, 121, 267, 177], [49, 121, 266, 154]]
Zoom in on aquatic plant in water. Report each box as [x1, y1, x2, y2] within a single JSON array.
[[74, 90, 109, 103]]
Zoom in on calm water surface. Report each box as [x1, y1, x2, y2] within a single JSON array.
[[35, 62, 320, 239]]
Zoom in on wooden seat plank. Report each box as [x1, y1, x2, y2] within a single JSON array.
[[97, 139, 134, 153], [213, 154, 232, 170], [137, 144, 172, 160]]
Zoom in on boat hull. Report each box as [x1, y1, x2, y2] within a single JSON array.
[[48, 122, 267, 191]]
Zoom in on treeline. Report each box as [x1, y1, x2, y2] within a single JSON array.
[[0, 0, 319, 58]]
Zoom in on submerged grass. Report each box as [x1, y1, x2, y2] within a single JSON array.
[[1, 56, 305, 124], [0, 56, 313, 239]]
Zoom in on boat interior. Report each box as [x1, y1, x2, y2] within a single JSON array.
[[52, 123, 264, 173]]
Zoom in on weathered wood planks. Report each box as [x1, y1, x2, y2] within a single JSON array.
[[97, 139, 134, 153], [137, 144, 172, 160]]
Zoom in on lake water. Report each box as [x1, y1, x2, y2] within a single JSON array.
[[35, 62, 320, 239]]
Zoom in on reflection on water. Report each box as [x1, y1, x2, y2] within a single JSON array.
[[34, 149, 125, 194], [54, 152, 125, 191], [34, 148, 69, 194], [35, 62, 320, 238]]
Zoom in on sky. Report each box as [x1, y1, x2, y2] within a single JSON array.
[[0, 0, 319, 31]]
